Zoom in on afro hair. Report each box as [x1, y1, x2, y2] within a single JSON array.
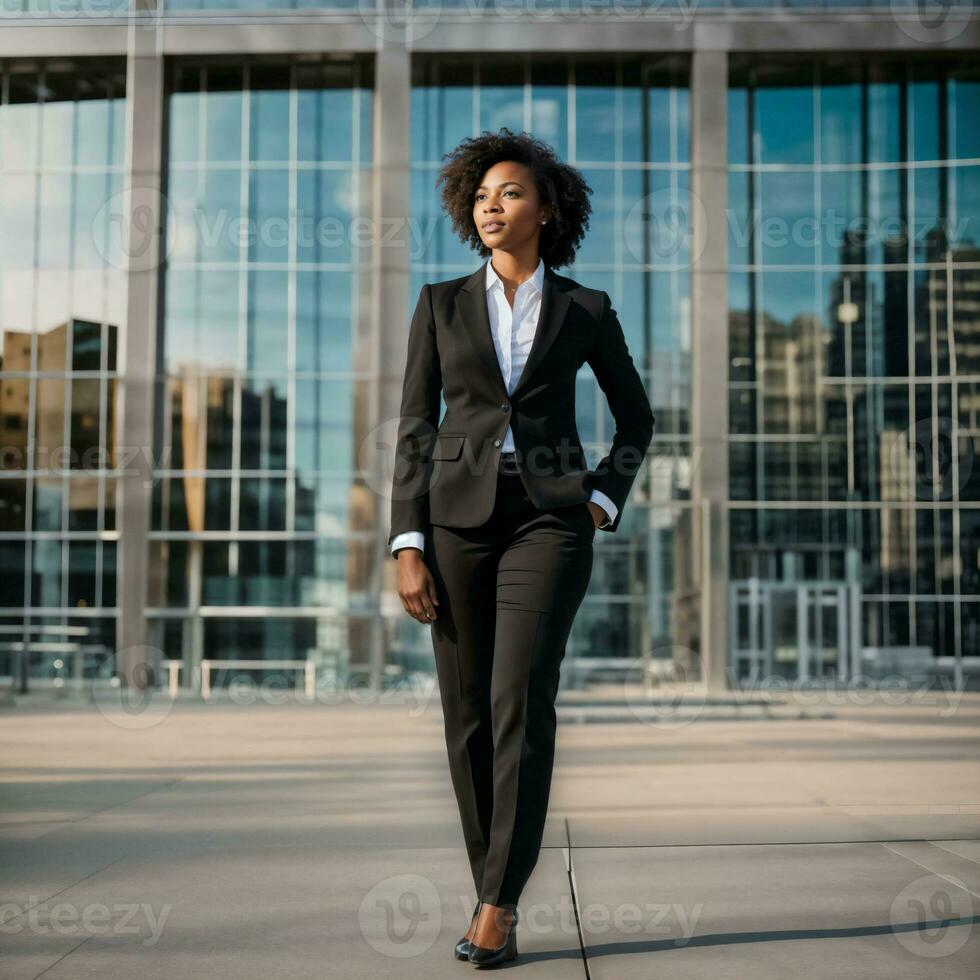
[[434, 127, 593, 270]]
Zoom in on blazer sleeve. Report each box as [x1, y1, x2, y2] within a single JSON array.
[[388, 283, 442, 555], [585, 290, 656, 534]]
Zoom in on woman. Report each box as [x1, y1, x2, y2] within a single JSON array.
[[388, 129, 655, 967]]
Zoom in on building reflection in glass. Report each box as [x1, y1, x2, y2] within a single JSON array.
[[728, 57, 979, 681], [150, 55, 374, 686], [0, 60, 125, 685]]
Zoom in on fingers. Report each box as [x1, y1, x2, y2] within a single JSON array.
[[407, 597, 429, 623], [402, 591, 426, 623], [399, 569, 441, 624], [420, 576, 440, 622]]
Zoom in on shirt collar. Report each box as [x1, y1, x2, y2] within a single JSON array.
[[485, 256, 545, 296]]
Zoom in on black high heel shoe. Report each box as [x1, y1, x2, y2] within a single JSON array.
[[468, 904, 519, 968], [454, 900, 482, 960]]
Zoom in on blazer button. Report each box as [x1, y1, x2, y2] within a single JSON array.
[[500, 402, 509, 411], [493, 439, 501, 447]]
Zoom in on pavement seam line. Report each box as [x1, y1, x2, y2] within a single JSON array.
[[560, 836, 980, 849], [13, 777, 187, 844], [0, 854, 128, 928], [30, 933, 96, 980], [928, 839, 980, 866], [879, 841, 980, 901], [564, 816, 592, 980]]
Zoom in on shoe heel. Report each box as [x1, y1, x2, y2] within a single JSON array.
[[505, 925, 518, 961]]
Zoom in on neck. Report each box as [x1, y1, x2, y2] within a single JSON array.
[[489, 249, 540, 289]]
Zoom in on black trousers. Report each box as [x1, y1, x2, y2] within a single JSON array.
[[425, 453, 595, 907]]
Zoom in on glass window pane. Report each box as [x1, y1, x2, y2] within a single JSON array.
[[70, 379, 101, 470], [479, 60, 524, 137], [950, 165, 979, 264], [410, 58, 473, 166], [295, 377, 351, 473], [31, 539, 62, 607], [248, 167, 289, 265], [296, 168, 353, 266], [40, 71, 75, 168], [949, 66, 980, 160], [67, 541, 97, 608], [755, 65, 814, 165], [296, 61, 356, 163], [203, 66, 243, 162], [164, 269, 241, 371], [246, 270, 288, 373], [1, 74, 40, 172], [530, 62, 568, 162], [249, 64, 291, 163], [167, 89, 200, 164], [295, 270, 351, 374], [240, 476, 287, 531], [67, 477, 100, 531], [0, 478, 27, 531], [32, 477, 63, 531], [240, 375, 288, 470], [868, 72, 903, 164], [575, 62, 617, 163], [0, 542, 26, 606], [201, 168, 242, 264], [818, 66, 862, 165], [759, 172, 817, 266]]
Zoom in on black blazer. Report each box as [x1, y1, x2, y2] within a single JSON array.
[[388, 260, 655, 554]]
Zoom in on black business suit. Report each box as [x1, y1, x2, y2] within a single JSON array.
[[389, 259, 655, 907]]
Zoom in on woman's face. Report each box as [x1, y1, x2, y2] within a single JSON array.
[[472, 160, 550, 255]]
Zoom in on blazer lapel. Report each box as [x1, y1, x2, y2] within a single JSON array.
[[454, 262, 508, 398], [512, 266, 571, 396], [454, 260, 572, 400]]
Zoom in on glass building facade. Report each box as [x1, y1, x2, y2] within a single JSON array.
[[0, 7, 976, 691], [148, 55, 374, 685], [727, 57, 980, 681], [0, 58, 126, 686]]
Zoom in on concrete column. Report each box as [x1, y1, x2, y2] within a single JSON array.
[[370, 39, 413, 689], [116, 10, 164, 688], [690, 50, 731, 693]]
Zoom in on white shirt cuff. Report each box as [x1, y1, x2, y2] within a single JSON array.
[[391, 531, 425, 556], [588, 490, 618, 528]]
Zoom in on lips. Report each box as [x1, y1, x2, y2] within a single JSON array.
[[482, 221, 505, 232]]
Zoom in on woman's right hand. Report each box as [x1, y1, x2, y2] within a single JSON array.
[[396, 550, 440, 624]]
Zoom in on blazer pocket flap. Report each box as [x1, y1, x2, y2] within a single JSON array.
[[431, 433, 466, 460]]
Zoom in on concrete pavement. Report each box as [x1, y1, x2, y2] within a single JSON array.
[[0, 686, 978, 978]]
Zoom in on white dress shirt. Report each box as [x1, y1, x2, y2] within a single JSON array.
[[391, 258, 618, 557]]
